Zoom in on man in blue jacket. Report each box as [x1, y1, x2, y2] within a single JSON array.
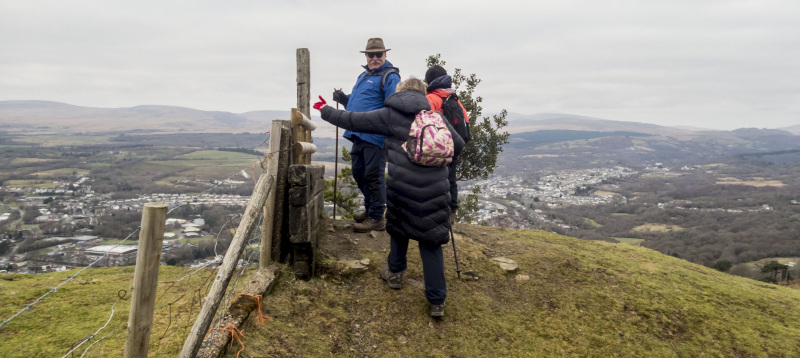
[[332, 38, 400, 232]]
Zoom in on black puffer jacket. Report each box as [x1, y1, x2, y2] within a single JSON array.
[[321, 91, 465, 246]]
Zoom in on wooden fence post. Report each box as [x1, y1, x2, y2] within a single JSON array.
[[124, 203, 167, 358], [179, 174, 274, 358], [271, 120, 292, 262], [297, 48, 310, 164], [261, 120, 282, 267]]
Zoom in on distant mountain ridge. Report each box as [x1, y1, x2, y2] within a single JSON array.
[[2, 100, 798, 137], [0, 100, 287, 134], [504, 112, 706, 137]]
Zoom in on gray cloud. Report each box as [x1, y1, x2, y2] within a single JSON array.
[[1, 0, 798, 129]]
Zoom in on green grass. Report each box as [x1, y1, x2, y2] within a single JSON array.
[[0, 265, 255, 357], [99, 238, 130, 245], [235, 226, 800, 357], [3, 180, 60, 189], [614, 237, 646, 246], [583, 217, 603, 228], [9, 158, 58, 165], [641, 172, 683, 178], [21, 135, 114, 146], [632, 223, 683, 232], [2, 225, 800, 357], [142, 150, 261, 181], [29, 168, 90, 178], [177, 237, 215, 245]]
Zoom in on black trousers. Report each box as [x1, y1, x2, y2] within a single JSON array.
[[387, 235, 446, 305]]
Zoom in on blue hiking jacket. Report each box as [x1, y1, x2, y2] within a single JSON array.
[[342, 60, 400, 148]]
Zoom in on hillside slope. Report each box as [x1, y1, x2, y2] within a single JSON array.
[[2, 223, 800, 357]]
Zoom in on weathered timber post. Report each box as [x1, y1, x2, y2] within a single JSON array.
[[291, 109, 318, 162], [288, 164, 325, 279], [196, 265, 280, 357], [271, 121, 292, 263], [124, 203, 167, 358], [179, 174, 274, 358], [297, 48, 311, 164], [260, 120, 283, 267]]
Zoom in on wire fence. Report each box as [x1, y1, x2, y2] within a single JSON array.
[[1, 140, 286, 356]]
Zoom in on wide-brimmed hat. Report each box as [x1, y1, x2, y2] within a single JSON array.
[[360, 38, 391, 53]]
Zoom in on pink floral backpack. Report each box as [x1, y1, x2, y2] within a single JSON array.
[[402, 110, 455, 167]]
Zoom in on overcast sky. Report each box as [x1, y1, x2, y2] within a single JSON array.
[[1, 1, 798, 130]]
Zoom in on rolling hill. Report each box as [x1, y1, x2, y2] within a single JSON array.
[[1, 223, 800, 357]]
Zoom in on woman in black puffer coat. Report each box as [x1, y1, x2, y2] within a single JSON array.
[[315, 77, 465, 317]]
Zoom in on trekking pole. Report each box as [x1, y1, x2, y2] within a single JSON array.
[[333, 89, 340, 219], [449, 215, 461, 278]]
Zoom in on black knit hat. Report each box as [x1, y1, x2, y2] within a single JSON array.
[[425, 65, 447, 84]]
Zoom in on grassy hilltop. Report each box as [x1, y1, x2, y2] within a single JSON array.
[[2, 223, 800, 357]]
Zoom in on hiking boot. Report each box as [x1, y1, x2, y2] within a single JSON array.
[[380, 263, 404, 289], [353, 210, 368, 223], [430, 303, 445, 318], [353, 216, 385, 233]]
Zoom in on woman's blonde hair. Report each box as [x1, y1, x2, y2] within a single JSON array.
[[395, 76, 427, 95]]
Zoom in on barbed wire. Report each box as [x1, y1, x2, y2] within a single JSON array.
[[200, 213, 265, 357], [2, 136, 287, 358], [164, 146, 291, 215], [0, 146, 280, 330], [77, 192, 247, 357], [0, 228, 139, 329], [214, 213, 243, 257], [78, 325, 123, 358], [61, 290, 127, 358]]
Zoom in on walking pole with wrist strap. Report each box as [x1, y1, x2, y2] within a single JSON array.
[[333, 89, 340, 219], [449, 212, 462, 278]]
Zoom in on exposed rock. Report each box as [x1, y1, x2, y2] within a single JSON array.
[[515, 274, 530, 282], [340, 258, 370, 274], [331, 222, 352, 230], [406, 278, 425, 290], [491, 256, 519, 273], [460, 271, 479, 280]]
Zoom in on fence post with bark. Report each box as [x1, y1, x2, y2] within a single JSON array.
[[124, 203, 168, 358]]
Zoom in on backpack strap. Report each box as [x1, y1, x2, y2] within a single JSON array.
[[362, 68, 400, 97], [441, 93, 454, 107], [380, 68, 399, 91], [380, 68, 399, 98]]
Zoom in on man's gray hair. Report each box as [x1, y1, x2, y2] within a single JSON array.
[[396, 77, 427, 95]]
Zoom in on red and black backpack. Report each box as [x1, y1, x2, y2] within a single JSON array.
[[440, 93, 471, 142]]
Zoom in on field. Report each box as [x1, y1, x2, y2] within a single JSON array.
[[715, 177, 786, 187], [29, 168, 90, 178], [177, 237, 216, 245], [145, 150, 263, 181], [3, 179, 60, 189], [631, 223, 683, 232], [583, 218, 602, 228], [614, 237, 645, 246], [18, 135, 115, 146]]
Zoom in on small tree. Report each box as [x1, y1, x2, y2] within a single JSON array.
[[324, 146, 361, 219], [712, 259, 732, 272], [761, 261, 790, 283], [22, 206, 39, 224], [426, 54, 510, 223]]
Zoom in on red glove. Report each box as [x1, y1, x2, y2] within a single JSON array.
[[313, 96, 327, 111]]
